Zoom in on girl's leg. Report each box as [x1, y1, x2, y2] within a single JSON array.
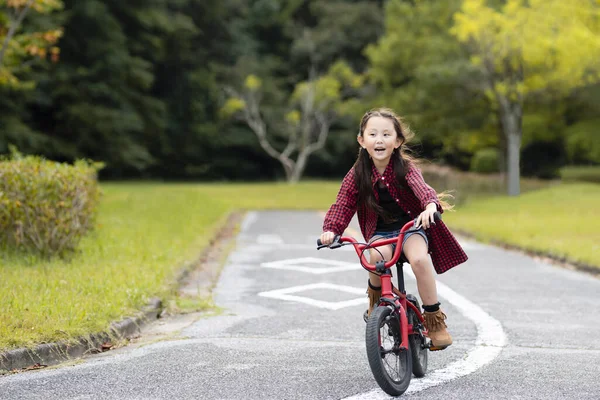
[[367, 243, 393, 287], [402, 235, 438, 305], [364, 242, 393, 320], [403, 234, 452, 349]]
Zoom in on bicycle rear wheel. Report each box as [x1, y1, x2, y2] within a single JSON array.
[[407, 299, 428, 378], [365, 305, 412, 396]]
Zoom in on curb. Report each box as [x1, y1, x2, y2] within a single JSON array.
[[0, 210, 243, 374], [0, 298, 163, 372]]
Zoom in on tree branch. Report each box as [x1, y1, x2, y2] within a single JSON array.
[[300, 67, 316, 151], [305, 111, 331, 154], [228, 86, 296, 176]]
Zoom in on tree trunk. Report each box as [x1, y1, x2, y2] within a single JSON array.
[[498, 96, 522, 196], [506, 130, 521, 196], [290, 150, 310, 183]]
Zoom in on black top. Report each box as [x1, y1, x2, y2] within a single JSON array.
[[375, 184, 411, 232]]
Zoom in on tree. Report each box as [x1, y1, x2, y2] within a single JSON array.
[[451, 0, 600, 195], [222, 61, 364, 183], [364, 0, 495, 170], [0, 0, 63, 87]]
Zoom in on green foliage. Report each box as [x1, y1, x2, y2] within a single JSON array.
[[0, 149, 102, 257], [522, 112, 563, 148], [0, 0, 64, 88], [521, 141, 565, 180], [365, 0, 491, 165], [221, 58, 366, 181], [220, 97, 246, 119], [1, 0, 599, 182], [560, 166, 600, 184], [303, 1, 384, 72], [244, 74, 262, 91], [449, 0, 600, 194], [451, 0, 600, 99], [470, 148, 500, 174], [520, 111, 567, 179], [564, 119, 600, 164]]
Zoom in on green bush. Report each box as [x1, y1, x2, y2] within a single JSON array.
[[0, 151, 102, 257], [565, 119, 600, 164], [521, 141, 565, 180], [470, 148, 500, 174]]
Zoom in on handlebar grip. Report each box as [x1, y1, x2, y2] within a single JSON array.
[[317, 235, 342, 249], [434, 211, 442, 222]]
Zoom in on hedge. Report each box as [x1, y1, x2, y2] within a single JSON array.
[[0, 151, 102, 257]]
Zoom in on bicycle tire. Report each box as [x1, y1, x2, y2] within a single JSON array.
[[365, 305, 412, 396], [407, 300, 428, 378]]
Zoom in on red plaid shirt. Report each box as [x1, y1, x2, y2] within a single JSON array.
[[323, 159, 468, 274]]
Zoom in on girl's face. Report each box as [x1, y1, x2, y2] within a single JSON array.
[[358, 116, 401, 166]]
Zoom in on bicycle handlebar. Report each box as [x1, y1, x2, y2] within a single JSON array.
[[317, 212, 442, 272]]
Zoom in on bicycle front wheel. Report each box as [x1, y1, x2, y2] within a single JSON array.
[[365, 305, 412, 396]]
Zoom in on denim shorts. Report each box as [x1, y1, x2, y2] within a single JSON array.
[[369, 227, 429, 263]]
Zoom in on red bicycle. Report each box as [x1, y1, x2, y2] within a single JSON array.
[[317, 212, 442, 396]]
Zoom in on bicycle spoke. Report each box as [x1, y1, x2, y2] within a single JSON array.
[[366, 306, 412, 396], [378, 320, 408, 383]]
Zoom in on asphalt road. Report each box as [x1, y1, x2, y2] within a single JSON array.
[[1, 211, 599, 399]]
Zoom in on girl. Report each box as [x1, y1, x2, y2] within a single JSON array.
[[320, 108, 468, 350]]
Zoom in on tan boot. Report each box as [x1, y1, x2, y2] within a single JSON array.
[[364, 283, 404, 322], [423, 309, 453, 350], [363, 284, 381, 321]]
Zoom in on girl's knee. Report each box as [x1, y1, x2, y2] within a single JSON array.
[[409, 255, 431, 272], [369, 249, 384, 262], [369, 245, 391, 261]]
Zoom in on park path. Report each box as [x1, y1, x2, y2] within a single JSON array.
[[1, 211, 599, 399]]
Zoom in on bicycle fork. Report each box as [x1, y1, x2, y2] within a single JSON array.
[[377, 261, 409, 351]]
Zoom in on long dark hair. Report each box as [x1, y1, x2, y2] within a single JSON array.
[[353, 108, 452, 216]]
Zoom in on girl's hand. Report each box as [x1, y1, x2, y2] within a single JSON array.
[[415, 203, 438, 230], [320, 231, 336, 245]]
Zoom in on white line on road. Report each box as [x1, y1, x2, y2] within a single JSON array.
[[258, 282, 366, 310], [342, 269, 507, 399], [261, 257, 361, 274]]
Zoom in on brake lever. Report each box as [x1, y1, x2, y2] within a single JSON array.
[[328, 235, 342, 249]]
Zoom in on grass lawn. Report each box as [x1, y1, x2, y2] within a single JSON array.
[[444, 182, 600, 269], [1, 179, 598, 352], [0, 182, 340, 351]]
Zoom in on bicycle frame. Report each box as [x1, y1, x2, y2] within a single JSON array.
[[337, 220, 428, 351]]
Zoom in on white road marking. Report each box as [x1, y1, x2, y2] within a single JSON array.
[[261, 257, 361, 274], [342, 269, 507, 399], [258, 282, 366, 310]]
